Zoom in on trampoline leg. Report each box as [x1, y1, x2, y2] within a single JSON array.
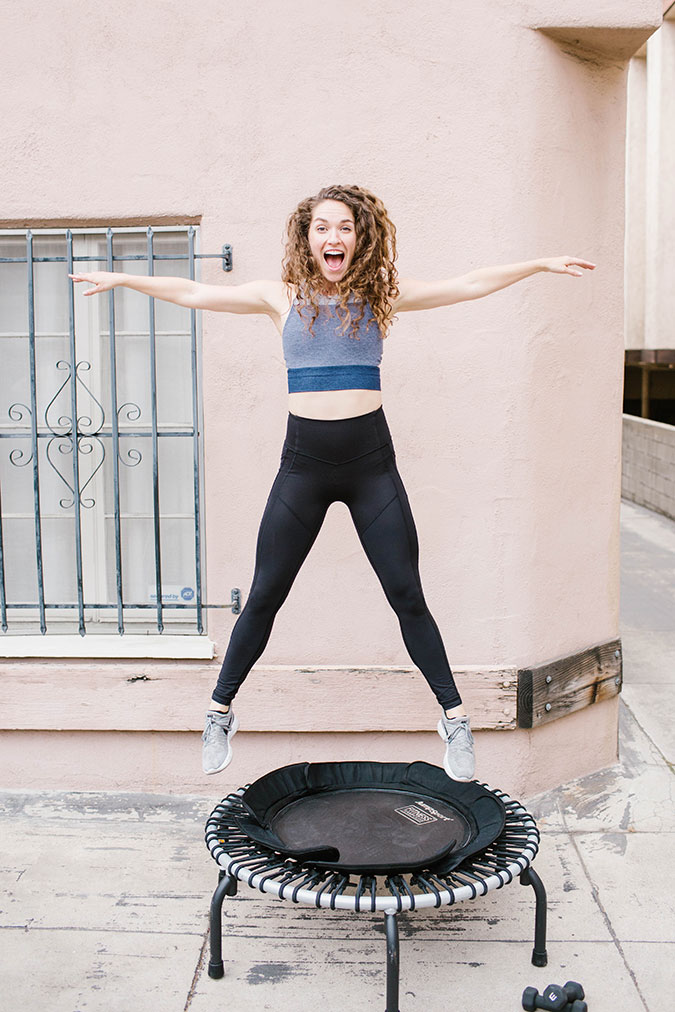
[[384, 909, 400, 1012], [208, 871, 237, 979], [519, 866, 548, 967]]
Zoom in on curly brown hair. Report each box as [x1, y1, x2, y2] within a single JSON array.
[[281, 184, 399, 339]]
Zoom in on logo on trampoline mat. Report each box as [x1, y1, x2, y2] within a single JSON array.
[[395, 804, 438, 826]]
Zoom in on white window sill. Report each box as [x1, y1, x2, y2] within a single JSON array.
[[0, 635, 215, 660]]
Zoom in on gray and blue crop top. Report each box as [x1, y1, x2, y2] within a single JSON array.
[[282, 293, 383, 393]]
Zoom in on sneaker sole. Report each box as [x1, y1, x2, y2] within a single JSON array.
[[437, 719, 475, 782], [203, 715, 239, 775]]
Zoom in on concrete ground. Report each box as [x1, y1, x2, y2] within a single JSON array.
[[1, 499, 673, 1012]]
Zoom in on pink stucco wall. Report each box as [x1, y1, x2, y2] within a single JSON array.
[[0, 0, 663, 793]]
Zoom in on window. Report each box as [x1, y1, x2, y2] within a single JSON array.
[[0, 225, 218, 636]]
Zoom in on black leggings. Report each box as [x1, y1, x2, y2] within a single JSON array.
[[211, 407, 462, 710]]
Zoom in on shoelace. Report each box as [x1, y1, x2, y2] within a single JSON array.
[[203, 714, 231, 743], [442, 720, 471, 744]]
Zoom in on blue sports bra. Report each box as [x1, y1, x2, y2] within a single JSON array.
[[282, 293, 383, 393]]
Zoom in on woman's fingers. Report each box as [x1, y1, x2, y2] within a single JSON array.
[[67, 271, 113, 295], [545, 256, 597, 276], [68, 274, 97, 295], [562, 258, 596, 272]]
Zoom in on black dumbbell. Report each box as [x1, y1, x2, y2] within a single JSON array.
[[522, 980, 586, 1011]]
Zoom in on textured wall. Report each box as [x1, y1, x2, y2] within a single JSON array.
[[0, 0, 664, 790], [622, 414, 675, 520]]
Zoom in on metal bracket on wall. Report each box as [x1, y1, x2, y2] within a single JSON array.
[[222, 244, 233, 272], [201, 589, 241, 616]]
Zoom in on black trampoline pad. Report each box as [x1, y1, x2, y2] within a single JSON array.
[[234, 761, 506, 874], [271, 788, 472, 869]]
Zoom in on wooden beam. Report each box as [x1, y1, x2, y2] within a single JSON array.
[[517, 639, 622, 728], [0, 662, 517, 732], [1, 639, 623, 736]]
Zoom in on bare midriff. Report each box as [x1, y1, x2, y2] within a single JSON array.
[[287, 389, 383, 420]]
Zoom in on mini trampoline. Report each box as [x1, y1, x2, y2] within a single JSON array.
[[205, 761, 547, 1011]]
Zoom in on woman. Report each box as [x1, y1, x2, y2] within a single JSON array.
[[70, 184, 595, 781]]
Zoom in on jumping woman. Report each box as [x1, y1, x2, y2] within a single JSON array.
[[70, 184, 595, 781]]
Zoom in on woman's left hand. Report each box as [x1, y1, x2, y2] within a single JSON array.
[[540, 256, 597, 277]]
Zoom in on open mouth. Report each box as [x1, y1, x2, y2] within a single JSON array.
[[323, 251, 345, 272]]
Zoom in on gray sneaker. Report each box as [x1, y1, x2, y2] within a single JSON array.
[[202, 709, 239, 775], [437, 714, 475, 781]]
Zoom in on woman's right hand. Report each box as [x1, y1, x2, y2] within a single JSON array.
[[68, 271, 122, 296]]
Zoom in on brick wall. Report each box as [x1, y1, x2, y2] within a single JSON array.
[[622, 414, 675, 520]]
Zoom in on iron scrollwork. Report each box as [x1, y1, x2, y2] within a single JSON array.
[[7, 403, 33, 466], [7, 359, 143, 509]]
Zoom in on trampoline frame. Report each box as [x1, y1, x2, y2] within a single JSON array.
[[205, 782, 548, 1011]]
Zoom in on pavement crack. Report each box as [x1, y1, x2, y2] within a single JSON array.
[[567, 829, 652, 1012], [184, 924, 210, 1010]]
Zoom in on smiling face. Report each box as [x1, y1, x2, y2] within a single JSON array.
[[307, 199, 357, 288]]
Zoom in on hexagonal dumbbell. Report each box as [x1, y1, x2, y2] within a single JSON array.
[[562, 982, 585, 1004], [522, 980, 586, 1011]]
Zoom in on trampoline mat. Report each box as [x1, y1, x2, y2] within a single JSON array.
[[234, 761, 506, 874], [272, 788, 472, 868]]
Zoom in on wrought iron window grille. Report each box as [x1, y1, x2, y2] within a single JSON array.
[[0, 225, 240, 636]]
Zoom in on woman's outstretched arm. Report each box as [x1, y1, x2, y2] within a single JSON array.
[[67, 271, 288, 316], [393, 256, 597, 313]]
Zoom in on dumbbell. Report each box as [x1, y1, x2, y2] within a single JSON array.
[[522, 980, 586, 1011]]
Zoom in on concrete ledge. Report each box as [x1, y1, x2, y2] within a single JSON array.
[[0, 640, 621, 734], [0, 698, 620, 799], [533, 25, 660, 63], [0, 660, 516, 732]]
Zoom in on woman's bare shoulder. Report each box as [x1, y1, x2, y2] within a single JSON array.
[[256, 281, 295, 315], [189, 278, 294, 316]]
